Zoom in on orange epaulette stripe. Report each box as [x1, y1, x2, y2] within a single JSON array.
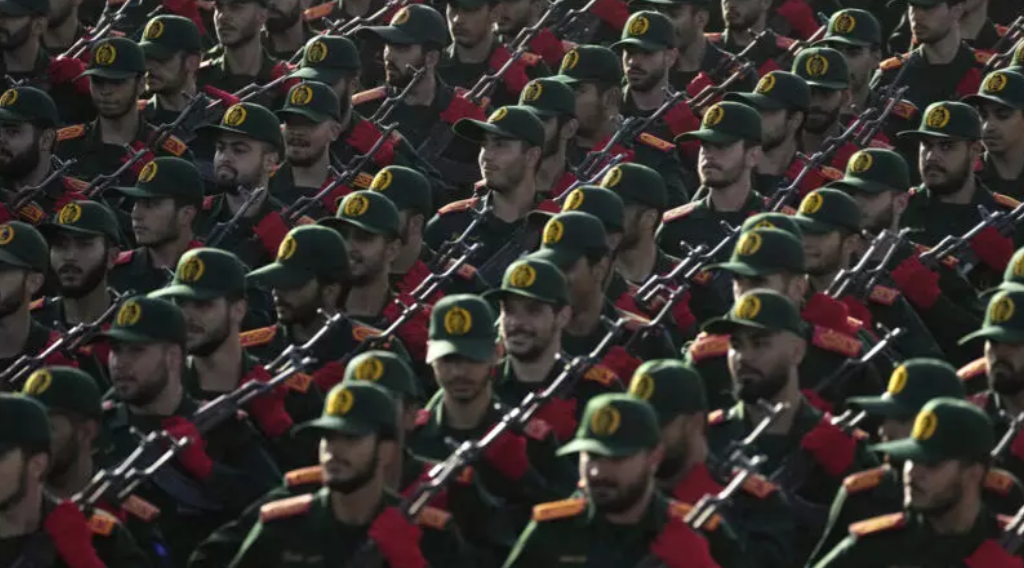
[[636, 132, 674, 152], [662, 202, 697, 223], [87, 510, 117, 536], [707, 409, 726, 425], [302, 1, 334, 21], [114, 250, 134, 266], [352, 87, 387, 107], [868, 285, 900, 306], [849, 512, 907, 537], [583, 364, 617, 386], [259, 494, 314, 523], [984, 469, 1014, 496], [438, 197, 479, 215], [240, 326, 277, 348], [57, 124, 86, 142], [843, 466, 887, 494], [669, 501, 721, 531], [532, 498, 587, 522], [993, 193, 1020, 209], [688, 333, 729, 362], [880, 56, 904, 71], [122, 495, 160, 522], [285, 466, 323, 487], [416, 506, 452, 529], [957, 358, 987, 381], [811, 325, 861, 358]]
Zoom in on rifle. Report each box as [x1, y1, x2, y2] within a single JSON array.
[[82, 145, 152, 199], [705, 30, 769, 81], [147, 91, 217, 149], [992, 412, 1023, 460], [0, 291, 129, 388], [918, 203, 1024, 275], [203, 186, 268, 249], [463, 21, 548, 106], [1000, 506, 1023, 554], [813, 324, 906, 399], [549, 0, 605, 43], [853, 51, 920, 147], [825, 229, 907, 301], [711, 400, 789, 481], [428, 193, 494, 271], [635, 221, 741, 306], [771, 17, 828, 70], [318, 0, 411, 53], [60, 0, 140, 60], [8, 157, 78, 214], [983, 19, 1024, 73]]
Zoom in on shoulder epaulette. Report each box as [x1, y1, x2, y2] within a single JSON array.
[[688, 333, 730, 362], [414, 408, 431, 428], [62, 176, 89, 193], [891, 100, 918, 120], [121, 495, 160, 522], [984, 469, 1015, 496], [880, 56, 904, 71], [867, 138, 892, 150], [993, 193, 1020, 209], [843, 466, 888, 494], [582, 364, 617, 386], [669, 501, 721, 531], [957, 358, 987, 381], [520, 52, 540, 65], [160, 135, 188, 156], [352, 325, 379, 341], [868, 285, 900, 306], [302, 1, 334, 21], [524, 417, 552, 441], [57, 124, 86, 142], [662, 202, 698, 223], [352, 86, 387, 107], [203, 195, 216, 210], [438, 197, 479, 215], [87, 509, 118, 536], [975, 50, 992, 65], [17, 202, 44, 224], [28, 297, 45, 311], [775, 35, 795, 49], [849, 512, 907, 537], [285, 466, 323, 488], [416, 506, 452, 530], [259, 494, 314, 523], [532, 498, 587, 522], [636, 132, 674, 152], [707, 409, 726, 426], [820, 166, 844, 181], [114, 250, 134, 266], [240, 326, 277, 348], [740, 472, 778, 499], [811, 325, 861, 358]]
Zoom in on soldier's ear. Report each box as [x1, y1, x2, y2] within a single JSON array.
[[424, 49, 441, 71], [38, 127, 55, 154], [892, 191, 910, 217], [558, 117, 578, 141], [184, 53, 201, 74], [25, 271, 44, 297], [664, 48, 679, 72], [27, 451, 49, 483], [790, 335, 807, 364]]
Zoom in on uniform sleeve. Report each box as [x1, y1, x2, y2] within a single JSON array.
[[94, 520, 154, 568], [189, 487, 291, 568], [205, 421, 283, 511]]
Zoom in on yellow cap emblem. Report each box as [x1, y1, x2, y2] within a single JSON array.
[[0, 89, 17, 107], [628, 374, 655, 401], [353, 357, 384, 381], [523, 81, 543, 103], [984, 72, 1008, 94], [832, 13, 856, 35], [989, 293, 1016, 324], [564, 189, 585, 211], [734, 295, 762, 320], [925, 105, 950, 129], [443, 306, 473, 336], [306, 40, 328, 64], [562, 50, 580, 71], [508, 263, 537, 288], [736, 231, 762, 256], [755, 74, 776, 94], [138, 161, 158, 184], [278, 235, 298, 261], [0, 224, 12, 245], [542, 219, 564, 245], [116, 300, 142, 327], [804, 54, 829, 78], [224, 105, 248, 127], [849, 151, 873, 174], [93, 43, 117, 66], [342, 193, 370, 217], [23, 369, 52, 396], [143, 19, 164, 40], [628, 15, 649, 36], [703, 104, 725, 127], [326, 387, 355, 416], [912, 410, 938, 441], [488, 107, 507, 123], [289, 85, 314, 107], [799, 192, 825, 215], [887, 365, 908, 395], [590, 405, 621, 436], [370, 170, 392, 191], [179, 256, 205, 283], [601, 167, 623, 188], [57, 203, 82, 225]]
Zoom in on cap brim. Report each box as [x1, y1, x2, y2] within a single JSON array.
[[556, 438, 639, 458], [804, 80, 848, 90], [277, 107, 337, 123], [0, 108, 36, 124], [793, 216, 838, 235], [816, 36, 873, 47], [702, 316, 768, 335], [826, 178, 896, 195], [704, 260, 771, 278], [82, 68, 139, 80], [611, 38, 665, 52], [521, 105, 562, 118], [0, 248, 37, 271], [295, 416, 374, 437], [0, 0, 38, 16], [483, 287, 562, 305], [958, 326, 1024, 346], [551, 74, 583, 85], [896, 129, 960, 140], [289, 67, 349, 83], [452, 118, 517, 144], [425, 338, 495, 364], [847, 396, 915, 420], [317, 216, 394, 237], [870, 438, 941, 463], [97, 328, 162, 345], [38, 222, 106, 239], [245, 263, 315, 289], [149, 284, 227, 301], [113, 186, 165, 199], [962, 93, 1020, 111], [530, 247, 584, 270], [723, 92, 788, 111], [140, 42, 176, 62], [674, 129, 741, 145], [357, 26, 418, 45]]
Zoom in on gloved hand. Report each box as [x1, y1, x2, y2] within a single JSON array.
[[801, 389, 834, 414], [963, 539, 1020, 568], [529, 28, 565, 68], [969, 226, 1015, 273], [241, 366, 294, 438], [801, 419, 857, 477], [201, 85, 240, 107], [482, 430, 530, 481], [122, 142, 155, 178], [649, 517, 721, 568], [368, 507, 428, 568], [685, 72, 714, 98], [253, 211, 290, 257], [534, 396, 577, 441], [162, 416, 214, 480], [48, 57, 87, 90], [840, 296, 873, 330], [44, 501, 106, 568], [589, 0, 629, 28], [1013, 430, 1023, 461], [270, 62, 299, 94], [775, 0, 818, 39], [162, 0, 206, 34], [489, 47, 529, 95], [601, 346, 641, 382], [670, 289, 696, 332], [890, 256, 941, 309], [802, 292, 851, 334], [312, 361, 348, 391]]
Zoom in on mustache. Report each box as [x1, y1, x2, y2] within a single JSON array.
[[57, 264, 82, 274]]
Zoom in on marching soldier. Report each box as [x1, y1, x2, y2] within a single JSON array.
[[517, 77, 581, 198], [815, 10, 884, 118], [0, 394, 151, 567], [964, 68, 1023, 199], [494, 0, 567, 68], [813, 398, 1021, 567], [96, 296, 281, 567], [502, 393, 722, 568], [628, 359, 796, 568], [708, 0, 797, 75], [42, 0, 87, 55], [139, 15, 204, 128], [263, 0, 314, 61]]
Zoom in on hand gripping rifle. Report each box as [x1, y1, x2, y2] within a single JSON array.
[[711, 400, 789, 482], [203, 186, 268, 249], [82, 144, 153, 199], [852, 51, 920, 148], [147, 91, 217, 148], [555, 152, 627, 204], [314, 0, 412, 58], [8, 157, 78, 213], [918, 203, 1024, 275], [813, 324, 906, 405], [462, 17, 551, 106], [825, 229, 907, 301], [634, 220, 742, 309], [428, 193, 494, 272], [770, 16, 829, 70], [983, 19, 1023, 74], [993, 412, 1023, 460]]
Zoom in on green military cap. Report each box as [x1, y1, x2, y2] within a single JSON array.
[[21, 366, 103, 421], [298, 381, 399, 439], [740, 212, 803, 239], [321, 190, 401, 238], [557, 394, 660, 457], [0, 87, 59, 127], [708, 227, 804, 277], [724, 71, 811, 112], [277, 81, 340, 123], [98, 296, 187, 346], [1012, 43, 1024, 69], [150, 248, 247, 301], [39, 201, 121, 243], [794, 188, 862, 234], [898, 101, 982, 141], [531, 211, 609, 269], [0, 0, 47, 16], [358, 4, 450, 47], [247, 225, 350, 289], [0, 394, 50, 455], [627, 360, 708, 425], [0, 221, 48, 273], [849, 359, 966, 421], [703, 288, 805, 336], [291, 36, 360, 83], [792, 47, 849, 90], [530, 185, 624, 233], [82, 38, 146, 80], [553, 45, 623, 85], [827, 148, 910, 195], [114, 157, 204, 204], [427, 294, 498, 363], [368, 166, 432, 218], [872, 398, 994, 464], [484, 257, 569, 305], [1005, 249, 1023, 285], [675, 101, 763, 145], [519, 78, 576, 118], [454, 105, 545, 148], [599, 163, 667, 211], [959, 286, 1024, 345], [612, 11, 675, 52], [343, 350, 422, 401], [200, 102, 284, 152], [139, 15, 201, 61], [963, 69, 1024, 112], [817, 9, 881, 48]]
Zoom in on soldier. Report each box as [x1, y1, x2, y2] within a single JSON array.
[[493, 0, 567, 68], [228, 381, 474, 567], [486, 257, 623, 441], [0, 87, 88, 226], [794, 188, 944, 359], [700, 289, 879, 560], [425, 105, 547, 285], [517, 77, 581, 198], [96, 296, 281, 566], [809, 358, 1021, 564], [55, 38, 191, 184], [898, 101, 1022, 286], [502, 394, 721, 568], [630, 0, 737, 90], [627, 359, 796, 568], [708, 0, 797, 74], [139, 15, 205, 129], [813, 398, 1021, 567], [552, 46, 689, 203], [42, 0, 86, 55], [964, 69, 1023, 199], [263, 0, 314, 61], [0, 393, 151, 567], [815, 9, 884, 118], [439, 0, 548, 109], [107, 157, 203, 295], [355, 5, 487, 192]]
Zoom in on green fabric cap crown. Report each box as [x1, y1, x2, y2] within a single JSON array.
[[818, 9, 881, 47], [600, 163, 667, 211], [554, 45, 623, 85], [898, 101, 982, 141], [151, 248, 247, 301], [708, 227, 805, 277], [292, 36, 360, 82], [246, 225, 350, 289], [0, 221, 48, 273], [322, 190, 401, 238], [140, 16, 202, 61], [675, 101, 763, 145], [794, 188, 862, 234], [201, 102, 285, 152], [343, 350, 422, 401], [0, 86, 59, 127], [1005, 249, 1023, 285], [703, 288, 804, 336], [532, 211, 609, 269], [612, 11, 675, 52], [740, 212, 803, 239], [872, 398, 994, 464], [724, 71, 810, 112], [0, 0, 49, 17], [531, 185, 624, 233], [959, 286, 1024, 345], [115, 157, 204, 204], [519, 78, 576, 118], [368, 166, 433, 217], [485, 257, 569, 305], [557, 394, 660, 457], [98, 296, 187, 346], [22, 366, 103, 421], [827, 148, 910, 195], [278, 81, 341, 123], [358, 5, 450, 47], [298, 382, 399, 438], [40, 201, 120, 243], [963, 69, 1024, 111], [792, 47, 849, 90], [427, 294, 497, 363], [83, 38, 146, 79], [627, 360, 708, 425], [0, 394, 50, 454], [849, 358, 966, 421], [454, 105, 545, 148]]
